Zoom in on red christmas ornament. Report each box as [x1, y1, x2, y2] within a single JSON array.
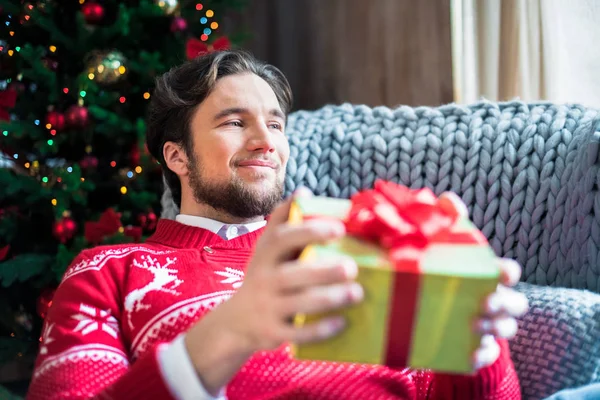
[[53, 216, 77, 243], [138, 211, 158, 232], [80, 155, 98, 169], [37, 288, 56, 319], [130, 145, 140, 166], [7, 82, 26, 94], [170, 16, 187, 32], [0, 245, 10, 261], [45, 110, 65, 131], [65, 105, 89, 128], [0, 88, 17, 121], [130, 143, 153, 166], [81, 1, 105, 24]]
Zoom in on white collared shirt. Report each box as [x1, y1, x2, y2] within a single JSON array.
[[175, 214, 267, 240]]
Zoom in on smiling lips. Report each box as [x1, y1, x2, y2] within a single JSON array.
[[237, 159, 278, 169]]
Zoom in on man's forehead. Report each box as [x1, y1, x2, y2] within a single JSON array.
[[208, 75, 282, 113]]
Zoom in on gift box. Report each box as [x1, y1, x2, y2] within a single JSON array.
[[288, 180, 500, 374]]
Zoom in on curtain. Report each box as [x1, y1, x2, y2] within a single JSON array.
[[451, 0, 600, 108]]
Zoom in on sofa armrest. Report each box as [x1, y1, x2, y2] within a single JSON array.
[[509, 282, 600, 400]]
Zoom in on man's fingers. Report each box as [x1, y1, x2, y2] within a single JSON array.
[[483, 286, 529, 317], [280, 282, 363, 316], [472, 334, 500, 370], [266, 187, 313, 227], [498, 258, 522, 287], [262, 219, 346, 265], [276, 257, 358, 292], [473, 316, 519, 339], [289, 316, 347, 345]]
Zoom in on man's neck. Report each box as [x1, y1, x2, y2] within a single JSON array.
[[179, 201, 265, 225]]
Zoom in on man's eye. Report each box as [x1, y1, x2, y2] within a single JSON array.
[[269, 123, 282, 130], [226, 121, 243, 127]]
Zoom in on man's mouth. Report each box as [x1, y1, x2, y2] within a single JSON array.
[[237, 159, 278, 169]]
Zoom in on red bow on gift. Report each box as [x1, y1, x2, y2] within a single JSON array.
[[0, 89, 17, 121], [84, 208, 123, 244], [345, 180, 478, 260], [186, 36, 231, 60]]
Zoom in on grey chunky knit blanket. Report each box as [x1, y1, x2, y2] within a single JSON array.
[[159, 101, 600, 399]]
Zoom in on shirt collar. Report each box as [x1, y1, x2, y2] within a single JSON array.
[[175, 214, 267, 237]]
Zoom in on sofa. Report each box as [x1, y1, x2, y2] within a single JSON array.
[[160, 101, 600, 400]]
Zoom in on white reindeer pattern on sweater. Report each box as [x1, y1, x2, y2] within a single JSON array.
[[124, 254, 183, 329]]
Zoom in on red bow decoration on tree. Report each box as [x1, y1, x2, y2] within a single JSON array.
[[186, 36, 230, 60], [84, 208, 123, 244], [84, 208, 144, 243], [123, 226, 142, 243], [345, 180, 482, 261], [0, 89, 17, 121]]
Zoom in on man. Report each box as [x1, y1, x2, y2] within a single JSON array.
[[26, 50, 528, 400]]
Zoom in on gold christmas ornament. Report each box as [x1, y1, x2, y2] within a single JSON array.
[[85, 50, 127, 85], [155, 0, 179, 15]]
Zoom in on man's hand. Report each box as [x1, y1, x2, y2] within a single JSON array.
[[440, 192, 529, 371], [185, 188, 364, 394], [472, 258, 528, 370]]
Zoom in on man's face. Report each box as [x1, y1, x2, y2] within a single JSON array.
[[186, 73, 289, 219]]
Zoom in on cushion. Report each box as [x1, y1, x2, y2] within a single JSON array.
[[511, 282, 600, 399]]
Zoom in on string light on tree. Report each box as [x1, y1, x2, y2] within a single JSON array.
[[170, 16, 187, 32], [155, 0, 179, 15]]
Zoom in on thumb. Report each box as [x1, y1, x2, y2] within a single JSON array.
[[267, 186, 313, 227]]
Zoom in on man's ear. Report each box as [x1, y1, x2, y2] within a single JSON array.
[[163, 141, 190, 177]]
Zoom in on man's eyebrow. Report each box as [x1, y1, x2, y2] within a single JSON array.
[[269, 109, 285, 120], [212, 108, 286, 122], [213, 108, 248, 121]]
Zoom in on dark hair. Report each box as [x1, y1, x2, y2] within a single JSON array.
[[146, 49, 293, 209]]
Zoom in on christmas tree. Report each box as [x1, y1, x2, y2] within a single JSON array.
[[0, 0, 247, 392]]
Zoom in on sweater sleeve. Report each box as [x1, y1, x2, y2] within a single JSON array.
[[25, 249, 177, 400], [415, 338, 521, 400]]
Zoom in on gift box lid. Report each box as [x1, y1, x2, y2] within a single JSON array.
[[290, 195, 499, 278]]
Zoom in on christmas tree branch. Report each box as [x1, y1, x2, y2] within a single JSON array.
[[27, 9, 75, 52]]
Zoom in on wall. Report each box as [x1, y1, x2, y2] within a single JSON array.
[[225, 0, 453, 111]]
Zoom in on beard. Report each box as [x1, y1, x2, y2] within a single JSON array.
[[187, 154, 284, 219]]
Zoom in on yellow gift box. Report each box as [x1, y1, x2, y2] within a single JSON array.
[[287, 180, 500, 373]]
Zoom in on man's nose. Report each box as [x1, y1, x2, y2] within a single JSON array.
[[246, 125, 275, 154]]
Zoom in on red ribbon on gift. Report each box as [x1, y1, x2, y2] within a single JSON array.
[[344, 180, 484, 368], [345, 181, 457, 251]]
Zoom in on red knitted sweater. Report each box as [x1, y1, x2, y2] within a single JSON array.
[[26, 219, 521, 400]]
